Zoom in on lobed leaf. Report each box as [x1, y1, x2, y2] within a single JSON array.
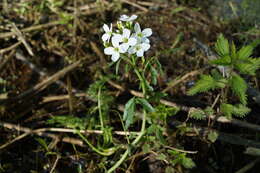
[[137, 98, 155, 112], [123, 97, 136, 129]]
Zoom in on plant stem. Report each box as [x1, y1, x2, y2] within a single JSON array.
[[107, 60, 148, 172], [98, 86, 104, 130]]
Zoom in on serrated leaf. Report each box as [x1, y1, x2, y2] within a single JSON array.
[[229, 74, 247, 105], [210, 55, 232, 66], [189, 108, 206, 120], [215, 34, 230, 57], [232, 104, 251, 118], [187, 75, 226, 95], [235, 58, 260, 75], [207, 131, 219, 143], [137, 98, 155, 112], [237, 45, 253, 60], [230, 41, 237, 60], [123, 97, 136, 129], [182, 157, 196, 169], [220, 103, 233, 119], [220, 103, 250, 118]]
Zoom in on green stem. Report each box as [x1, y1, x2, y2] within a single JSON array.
[[107, 148, 130, 173], [77, 131, 115, 156], [98, 86, 104, 130], [107, 59, 148, 172]]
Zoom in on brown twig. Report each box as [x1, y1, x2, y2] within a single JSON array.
[[11, 23, 34, 56], [0, 121, 140, 150], [120, 0, 149, 12], [0, 21, 60, 39], [162, 69, 202, 92]]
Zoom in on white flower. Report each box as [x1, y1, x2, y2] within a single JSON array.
[[128, 42, 150, 57], [119, 14, 138, 22], [104, 35, 125, 62], [134, 23, 152, 43], [102, 23, 113, 42], [120, 28, 137, 52]]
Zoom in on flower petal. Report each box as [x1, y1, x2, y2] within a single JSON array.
[[102, 33, 110, 42], [119, 43, 129, 53], [104, 47, 114, 55], [142, 37, 150, 44], [142, 28, 152, 37], [141, 43, 150, 51], [111, 52, 120, 62], [128, 37, 137, 46], [103, 24, 109, 32], [136, 49, 144, 57], [128, 46, 136, 54], [123, 29, 131, 39], [119, 14, 128, 21], [129, 15, 137, 21], [134, 23, 141, 33], [112, 34, 122, 47]]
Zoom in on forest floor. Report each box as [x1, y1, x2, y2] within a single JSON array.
[[0, 0, 260, 173]]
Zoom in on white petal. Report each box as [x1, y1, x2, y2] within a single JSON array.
[[103, 24, 109, 32], [128, 37, 137, 46], [128, 46, 136, 54], [112, 34, 122, 47], [111, 52, 120, 62], [141, 43, 150, 51], [142, 37, 150, 44], [136, 49, 144, 57], [119, 14, 128, 21], [134, 23, 141, 33], [123, 29, 131, 38], [102, 33, 110, 42], [119, 43, 129, 53], [129, 15, 137, 21], [104, 47, 114, 55], [142, 28, 152, 37]]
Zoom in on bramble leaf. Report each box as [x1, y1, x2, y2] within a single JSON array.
[[235, 58, 260, 75], [229, 74, 247, 105], [237, 45, 254, 60], [220, 103, 250, 118], [187, 75, 227, 95], [215, 34, 230, 57]]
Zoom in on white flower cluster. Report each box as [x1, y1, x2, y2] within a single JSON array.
[[102, 14, 152, 62]]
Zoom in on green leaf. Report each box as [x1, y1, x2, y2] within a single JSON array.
[[123, 97, 136, 129], [235, 58, 260, 75], [210, 55, 231, 66], [189, 108, 207, 120], [35, 138, 49, 151], [207, 131, 219, 143], [232, 104, 251, 118], [220, 103, 251, 118], [215, 34, 230, 57], [137, 98, 155, 112], [182, 157, 196, 169], [229, 74, 247, 105], [187, 75, 226, 95], [151, 66, 158, 85], [115, 58, 122, 75], [237, 45, 254, 60]]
